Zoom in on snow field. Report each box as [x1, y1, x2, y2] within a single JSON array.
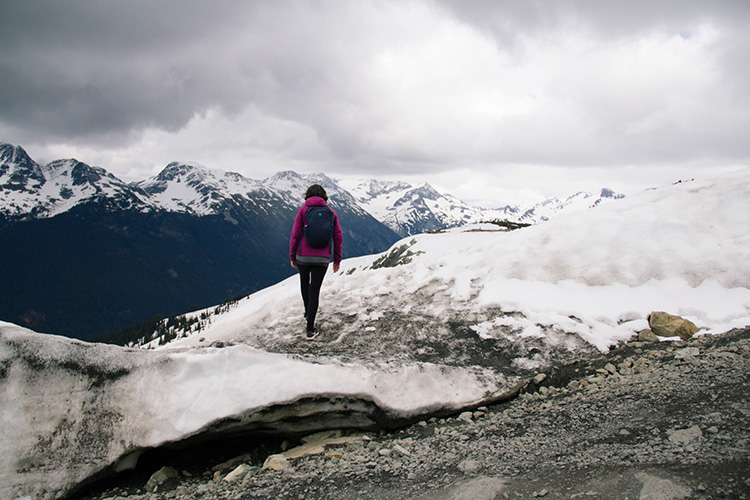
[[169, 169, 750, 354]]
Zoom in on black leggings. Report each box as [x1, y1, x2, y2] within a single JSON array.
[[297, 264, 328, 331]]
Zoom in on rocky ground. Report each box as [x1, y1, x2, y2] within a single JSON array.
[[72, 328, 750, 500]]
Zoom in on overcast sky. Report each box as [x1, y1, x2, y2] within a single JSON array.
[[2, 1, 748, 205]]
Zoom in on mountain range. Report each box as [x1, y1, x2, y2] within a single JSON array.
[[0, 144, 398, 340], [339, 177, 624, 236], [0, 142, 623, 340]]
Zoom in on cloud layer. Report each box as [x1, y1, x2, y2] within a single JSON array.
[[1, 0, 748, 202]]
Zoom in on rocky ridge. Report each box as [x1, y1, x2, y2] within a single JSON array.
[[74, 327, 750, 500]]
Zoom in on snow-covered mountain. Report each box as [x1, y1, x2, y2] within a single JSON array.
[[339, 178, 486, 236], [2, 168, 748, 500], [0, 144, 414, 229], [262, 170, 374, 220], [2, 142, 625, 234], [0, 145, 305, 220], [134, 161, 265, 215], [0, 143, 150, 218], [0, 144, 400, 340], [339, 176, 625, 236], [513, 188, 626, 224]]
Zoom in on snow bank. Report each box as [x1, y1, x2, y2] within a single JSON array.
[[0, 321, 514, 500]]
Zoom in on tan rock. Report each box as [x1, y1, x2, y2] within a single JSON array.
[[648, 312, 699, 340], [145, 466, 180, 492], [638, 329, 659, 342], [262, 454, 290, 471], [281, 430, 368, 460], [224, 464, 252, 483]]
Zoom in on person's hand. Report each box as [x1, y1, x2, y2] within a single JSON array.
[[333, 263, 340, 273], [291, 260, 297, 268]]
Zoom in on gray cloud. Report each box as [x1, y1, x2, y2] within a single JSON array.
[[434, 0, 750, 41], [1, 2, 268, 140], [1, 0, 748, 195]]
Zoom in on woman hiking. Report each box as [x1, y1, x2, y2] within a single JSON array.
[[289, 184, 343, 339]]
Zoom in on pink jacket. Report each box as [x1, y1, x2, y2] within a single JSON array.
[[289, 196, 343, 265]]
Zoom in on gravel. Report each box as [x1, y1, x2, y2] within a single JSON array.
[[72, 328, 750, 500]]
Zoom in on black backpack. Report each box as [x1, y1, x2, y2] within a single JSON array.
[[304, 205, 335, 248]]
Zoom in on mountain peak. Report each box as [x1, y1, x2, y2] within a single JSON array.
[[350, 179, 412, 200], [263, 171, 341, 200], [0, 143, 34, 166], [134, 161, 267, 215], [267, 170, 302, 182], [139, 162, 214, 198], [0, 143, 45, 193], [154, 161, 212, 183], [43, 159, 114, 188], [410, 182, 442, 200], [0, 145, 149, 219]]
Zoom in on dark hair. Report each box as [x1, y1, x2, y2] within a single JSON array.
[[305, 184, 328, 201]]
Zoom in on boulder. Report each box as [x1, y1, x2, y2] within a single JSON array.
[[648, 312, 699, 340], [145, 466, 180, 492], [262, 454, 290, 471], [457, 411, 474, 423], [638, 329, 659, 342], [224, 464, 253, 483]]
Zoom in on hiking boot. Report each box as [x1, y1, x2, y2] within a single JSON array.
[[305, 328, 319, 340]]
